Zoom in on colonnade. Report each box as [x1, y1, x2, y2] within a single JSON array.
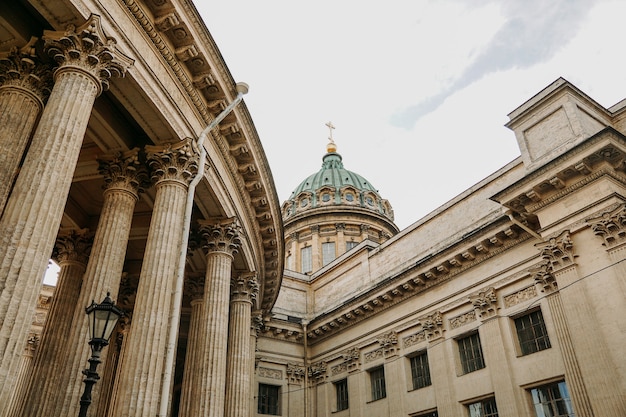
[[0, 14, 262, 417]]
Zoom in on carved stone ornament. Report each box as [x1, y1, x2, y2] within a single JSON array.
[[308, 361, 327, 384], [536, 230, 575, 271], [470, 287, 498, 319], [341, 347, 361, 372], [530, 262, 558, 293], [586, 204, 626, 247], [286, 363, 305, 384], [258, 367, 282, 380], [198, 218, 242, 256], [504, 285, 538, 308], [0, 37, 53, 103], [184, 274, 204, 301], [449, 311, 477, 329], [146, 138, 200, 186], [25, 334, 40, 355], [403, 331, 426, 348], [43, 14, 134, 94], [52, 229, 93, 265], [230, 274, 259, 303], [377, 331, 399, 357], [98, 148, 150, 196], [419, 311, 444, 341]]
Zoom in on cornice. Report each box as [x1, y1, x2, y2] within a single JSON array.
[[119, 0, 283, 311], [304, 222, 531, 344]]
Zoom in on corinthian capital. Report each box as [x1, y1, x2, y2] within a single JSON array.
[[198, 218, 242, 256], [43, 14, 134, 94], [98, 148, 150, 196], [52, 229, 93, 265], [230, 273, 259, 302], [586, 204, 626, 247], [146, 138, 200, 186], [0, 37, 53, 103], [470, 287, 498, 319], [535, 230, 575, 270]]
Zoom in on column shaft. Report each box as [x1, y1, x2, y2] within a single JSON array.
[[178, 298, 203, 417]]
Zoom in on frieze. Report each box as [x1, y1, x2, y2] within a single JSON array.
[[331, 363, 347, 376], [504, 285, 537, 308], [364, 348, 384, 363], [258, 367, 282, 380], [449, 310, 477, 329], [403, 331, 426, 348]]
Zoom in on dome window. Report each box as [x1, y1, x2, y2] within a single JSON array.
[[366, 196, 374, 206], [322, 193, 331, 202], [345, 193, 354, 202], [300, 198, 309, 207]]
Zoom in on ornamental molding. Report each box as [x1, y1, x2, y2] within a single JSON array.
[[43, 14, 133, 94], [403, 331, 426, 348], [504, 285, 538, 308], [449, 311, 477, 329], [257, 367, 282, 380], [0, 37, 53, 104], [304, 223, 529, 344]]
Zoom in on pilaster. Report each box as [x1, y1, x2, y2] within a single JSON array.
[[111, 139, 198, 417], [225, 274, 259, 417], [0, 15, 132, 412], [0, 37, 52, 213]]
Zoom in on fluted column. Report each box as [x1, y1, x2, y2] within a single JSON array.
[[111, 139, 198, 417], [5, 334, 38, 417], [0, 38, 52, 213], [15, 231, 92, 417], [178, 276, 205, 417], [0, 15, 132, 409], [225, 274, 258, 417], [194, 219, 242, 417]]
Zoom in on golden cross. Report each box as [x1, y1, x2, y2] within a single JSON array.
[[325, 121, 335, 143]]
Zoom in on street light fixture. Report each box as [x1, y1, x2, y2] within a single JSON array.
[[78, 292, 124, 417]]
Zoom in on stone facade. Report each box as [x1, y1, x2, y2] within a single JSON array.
[[256, 80, 626, 417], [0, 2, 282, 417]]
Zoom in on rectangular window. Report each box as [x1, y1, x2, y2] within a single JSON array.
[[258, 383, 280, 415], [410, 351, 432, 390], [515, 309, 551, 355], [301, 246, 312, 273], [322, 242, 336, 266], [335, 378, 349, 411], [346, 241, 358, 251], [530, 381, 574, 417], [468, 397, 499, 417], [458, 332, 485, 374], [369, 366, 387, 401]]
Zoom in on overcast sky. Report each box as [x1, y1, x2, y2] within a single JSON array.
[[196, 0, 626, 231]]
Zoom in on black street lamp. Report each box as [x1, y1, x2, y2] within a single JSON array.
[[78, 292, 124, 417]]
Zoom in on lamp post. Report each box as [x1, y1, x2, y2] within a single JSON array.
[[78, 292, 124, 417]]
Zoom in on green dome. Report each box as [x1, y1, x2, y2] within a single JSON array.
[[283, 151, 394, 221]]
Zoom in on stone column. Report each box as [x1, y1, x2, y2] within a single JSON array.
[[111, 139, 198, 417], [470, 288, 524, 417], [311, 225, 320, 271], [192, 218, 241, 417], [5, 334, 38, 417], [0, 15, 132, 408], [0, 37, 52, 213], [15, 230, 92, 417], [225, 274, 259, 417], [178, 275, 204, 417], [335, 223, 346, 254]]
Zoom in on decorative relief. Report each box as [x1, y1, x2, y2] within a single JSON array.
[[258, 367, 282, 380], [0, 37, 53, 103], [419, 311, 444, 341], [308, 361, 327, 384], [230, 274, 259, 303], [364, 348, 383, 363], [33, 312, 46, 325], [251, 313, 265, 334], [24, 334, 39, 356], [377, 331, 399, 357], [403, 331, 426, 348], [198, 218, 242, 256], [98, 148, 150, 196], [43, 14, 133, 93], [146, 138, 200, 186], [587, 204, 626, 247], [52, 229, 93, 265], [286, 363, 305, 384], [504, 285, 537, 308], [470, 287, 498, 319], [536, 230, 575, 270], [449, 310, 476, 329], [530, 262, 558, 293], [331, 363, 347, 376], [184, 274, 204, 301], [37, 294, 51, 310], [342, 347, 360, 372]]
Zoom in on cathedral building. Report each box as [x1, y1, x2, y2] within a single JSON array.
[[1, 1, 625, 417]]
